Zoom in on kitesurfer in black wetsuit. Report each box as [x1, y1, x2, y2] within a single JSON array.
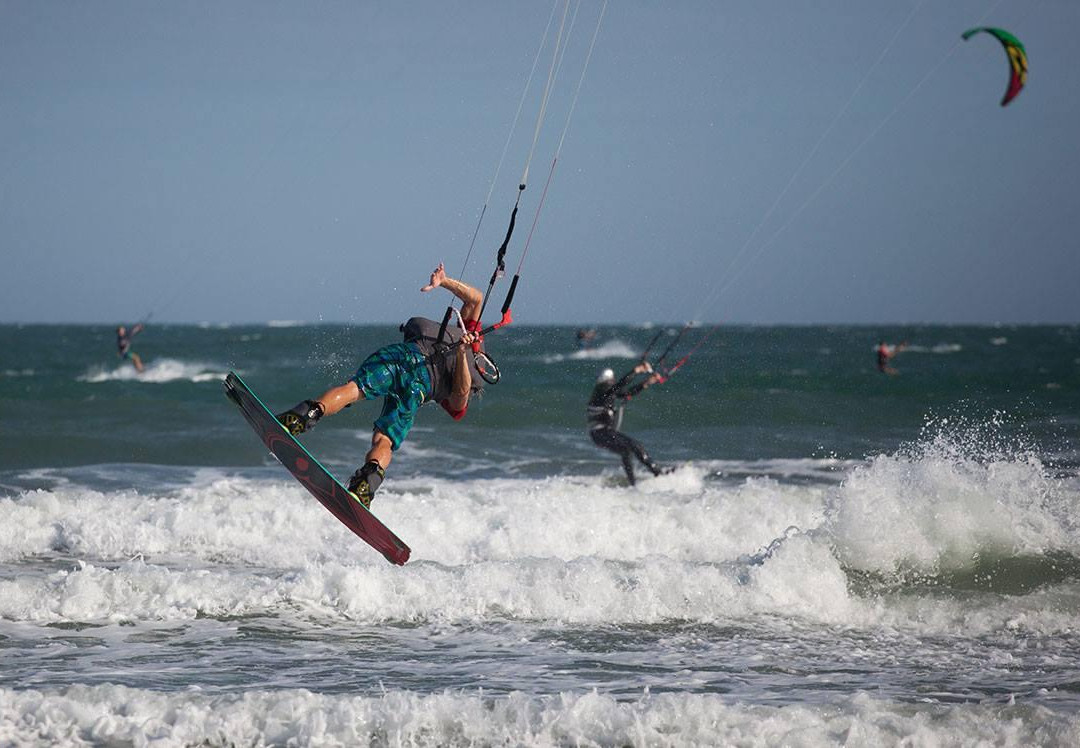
[[275, 263, 488, 508], [587, 363, 665, 485], [116, 323, 146, 373]]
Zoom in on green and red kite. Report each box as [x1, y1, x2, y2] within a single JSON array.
[[962, 27, 1027, 106]]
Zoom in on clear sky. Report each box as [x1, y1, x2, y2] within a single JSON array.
[[2, 1, 1078, 325]]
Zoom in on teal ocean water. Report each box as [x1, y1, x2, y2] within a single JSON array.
[[2, 323, 1079, 745]]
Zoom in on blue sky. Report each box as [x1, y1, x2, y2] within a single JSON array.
[[2, 1, 1078, 325]]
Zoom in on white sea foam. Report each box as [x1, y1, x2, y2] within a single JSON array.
[[0, 685, 1076, 747], [903, 342, 964, 354], [3, 439, 1078, 636], [78, 358, 227, 384], [542, 339, 639, 363], [831, 434, 1078, 575]]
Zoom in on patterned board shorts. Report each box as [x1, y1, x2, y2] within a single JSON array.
[[350, 342, 432, 450]]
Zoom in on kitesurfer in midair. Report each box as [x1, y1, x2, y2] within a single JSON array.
[[276, 263, 487, 508], [116, 323, 146, 373], [587, 363, 666, 485]]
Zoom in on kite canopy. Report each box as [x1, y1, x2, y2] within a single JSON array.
[[962, 26, 1027, 106]]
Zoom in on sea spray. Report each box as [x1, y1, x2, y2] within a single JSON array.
[[829, 415, 1078, 578]]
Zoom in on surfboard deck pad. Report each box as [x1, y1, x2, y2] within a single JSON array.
[[224, 371, 410, 565]]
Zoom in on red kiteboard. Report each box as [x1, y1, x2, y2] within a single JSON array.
[[224, 371, 410, 565]]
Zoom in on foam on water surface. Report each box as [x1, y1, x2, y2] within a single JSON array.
[[542, 339, 640, 363], [77, 358, 228, 384], [3, 333, 1080, 736], [3, 430, 1078, 639], [1, 685, 1077, 747]]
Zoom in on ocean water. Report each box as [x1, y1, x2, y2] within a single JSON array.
[[1, 322, 1079, 746]]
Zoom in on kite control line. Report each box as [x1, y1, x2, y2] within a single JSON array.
[[639, 331, 663, 364], [433, 188, 523, 386], [652, 325, 692, 371], [434, 0, 572, 373], [656, 326, 720, 383], [434, 0, 607, 385], [469, 0, 608, 348]]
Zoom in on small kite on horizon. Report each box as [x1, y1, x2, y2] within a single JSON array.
[[962, 26, 1027, 106]]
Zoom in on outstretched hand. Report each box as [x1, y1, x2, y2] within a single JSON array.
[[421, 263, 446, 293], [634, 361, 653, 375]]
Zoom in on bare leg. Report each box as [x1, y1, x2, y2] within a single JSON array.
[[279, 381, 365, 437], [131, 354, 144, 373], [315, 381, 361, 416], [365, 431, 393, 470]]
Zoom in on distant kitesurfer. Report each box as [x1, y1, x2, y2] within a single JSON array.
[[876, 340, 907, 375], [576, 328, 597, 349], [587, 363, 666, 485], [116, 323, 146, 373], [276, 263, 487, 508]]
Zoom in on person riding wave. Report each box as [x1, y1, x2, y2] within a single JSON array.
[[116, 323, 146, 373], [586, 362, 665, 485], [876, 340, 907, 375]]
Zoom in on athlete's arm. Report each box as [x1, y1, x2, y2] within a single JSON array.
[[421, 263, 484, 322], [615, 362, 653, 399], [624, 373, 664, 399], [441, 330, 476, 419]]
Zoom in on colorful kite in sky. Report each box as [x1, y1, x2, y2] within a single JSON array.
[[962, 27, 1027, 106]]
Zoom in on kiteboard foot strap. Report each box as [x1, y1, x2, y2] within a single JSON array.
[[347, 461, 385, 509], [276, 400, 325, 436]]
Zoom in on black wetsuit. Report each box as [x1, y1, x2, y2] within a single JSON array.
[[586, 370, 661, 485]]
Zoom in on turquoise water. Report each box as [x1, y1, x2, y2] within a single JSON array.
[[1, 323, 1079, 744], [4, 323, 1077, 472]]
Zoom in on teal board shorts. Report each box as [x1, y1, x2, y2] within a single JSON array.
[[351, 342, 433, 450]]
